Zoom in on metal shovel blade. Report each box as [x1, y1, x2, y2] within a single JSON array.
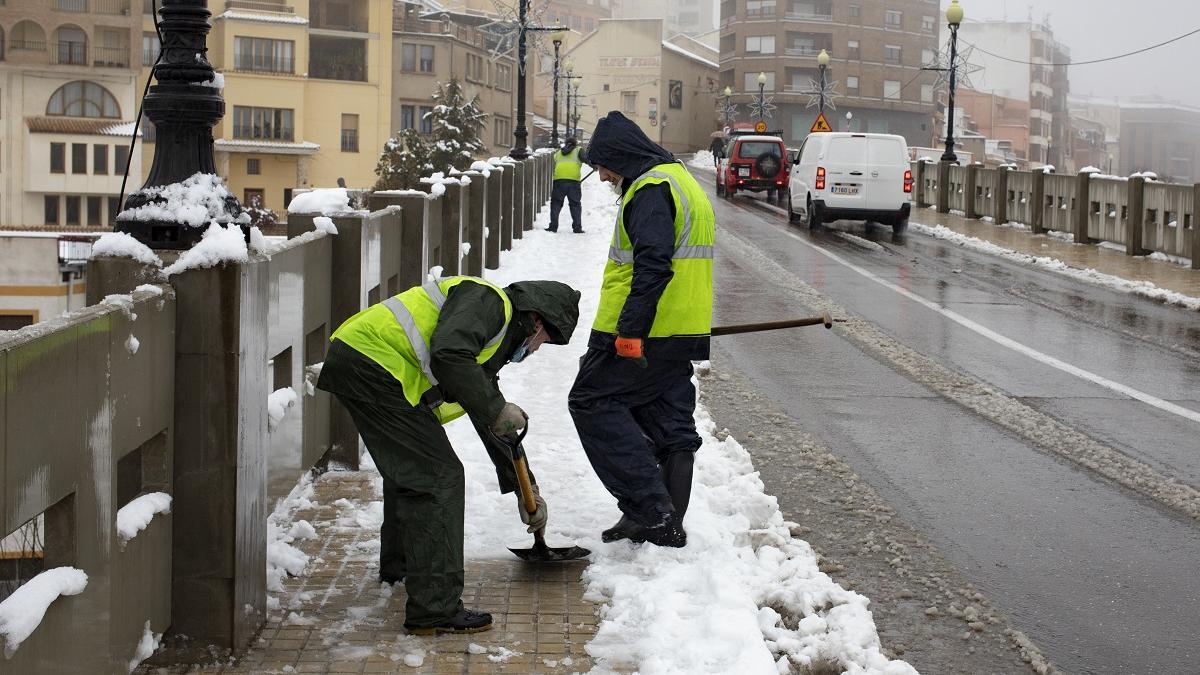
[[508, 531, 591, 563]]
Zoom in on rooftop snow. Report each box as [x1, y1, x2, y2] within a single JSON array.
[[218, 9, 309, 25], [662, 40, 719, 69]]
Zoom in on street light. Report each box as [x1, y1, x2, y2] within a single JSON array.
[[550, 23, 567, 147], [509, 1, 565, 159], [817, 48, 830, 113], [845, 110, 853, 131], [723, 86, 733, 125], [941, 0, 964, 163], [756, 72, 767, 121], [563, 56, 575, 139]]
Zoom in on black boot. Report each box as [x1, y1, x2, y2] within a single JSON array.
[[660, 452, 695, 520], [639, 512, 687, 548], [405, 608, 493, 635], [601, 514, 644, 543]]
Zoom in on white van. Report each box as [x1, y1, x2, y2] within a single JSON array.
[[787, 132, 913, 233]]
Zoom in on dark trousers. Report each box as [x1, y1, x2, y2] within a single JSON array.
[[549, 179, 582, 232], [330, 393, 467, 627], [568, 349, 702, 525]]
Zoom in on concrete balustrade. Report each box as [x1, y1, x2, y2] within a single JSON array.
[[0, 161, 553, 672], [914, 159, 1198, 265]]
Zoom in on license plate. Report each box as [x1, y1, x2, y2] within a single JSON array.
[[831, 184, 859, 195], [738, 167, 750, 177]]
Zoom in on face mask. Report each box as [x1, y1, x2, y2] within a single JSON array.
[[510, 342, 530, 363], [607, 180, 623, 198]]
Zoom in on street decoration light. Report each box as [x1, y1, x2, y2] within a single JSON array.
[[720, 85, 737, 126], [749, 72, 776, 122], [817, 48, 830, 112], [550, 23, 567, 147], [941, 0, 964, 163], [756, 71, 767, 121]]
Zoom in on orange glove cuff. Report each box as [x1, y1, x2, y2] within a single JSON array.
[[614, 336, 644, 358]]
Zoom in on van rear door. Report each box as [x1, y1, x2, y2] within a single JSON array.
[[864, 136, 909, 209], [823, 136, 871, 206]]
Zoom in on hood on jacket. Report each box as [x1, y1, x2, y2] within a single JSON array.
[[562, 136, 578, 152], [504, 280, 581, 345], [582, 111, 675, 182]]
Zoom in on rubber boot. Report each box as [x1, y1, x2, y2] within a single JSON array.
[[660, 452, 694, 519], [601, 514, 643, 543]]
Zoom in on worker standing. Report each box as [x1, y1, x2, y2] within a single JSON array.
[[546, 135, 584, 233], [317, 276, 580, 634], [568, 111, 714, 548]]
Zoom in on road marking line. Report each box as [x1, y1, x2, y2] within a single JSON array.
[[777, 228, 1200, 426]]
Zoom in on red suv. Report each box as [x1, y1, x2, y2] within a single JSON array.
[[716, 134, 790, 204]]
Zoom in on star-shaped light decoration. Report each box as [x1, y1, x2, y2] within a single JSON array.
[[748, 95, 777, 121], [717, 98, 738, 124], [923, 40, 983, 92], [801, 77, 841, 111], [480, 0, 553, 75]]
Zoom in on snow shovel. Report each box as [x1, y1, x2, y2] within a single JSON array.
[[497, 426, 591, 563], [711, 312, 837, 336]]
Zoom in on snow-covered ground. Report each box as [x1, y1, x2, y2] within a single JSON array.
[[267, 171, 915, 674]]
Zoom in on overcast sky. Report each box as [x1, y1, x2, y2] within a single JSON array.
[[942, 0, 1200, 106]]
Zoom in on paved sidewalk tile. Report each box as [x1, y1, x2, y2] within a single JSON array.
[[145, 471, 605, 674]]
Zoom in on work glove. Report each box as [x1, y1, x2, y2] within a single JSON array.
[[518, 484, 549, 534], [614, 336, 648, 369], [490, 402, 528, 439]]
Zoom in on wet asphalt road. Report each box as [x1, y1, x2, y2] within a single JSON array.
[[700, 177, 1200, 674]]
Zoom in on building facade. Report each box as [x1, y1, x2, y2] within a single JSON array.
[[960, 19, 1071, 169], [718, 0, 941, 147], [615, 0, 717, 39], [1068, 95, 1121, 174], [566, 18, 718, 153], [956, 89, 1030, 166], [1119, 100, 1200, 183], [0, 0, 142, 230], [0, 234, 92, 328], [138, 0, 392, 217], [391, 3, 516, 156]]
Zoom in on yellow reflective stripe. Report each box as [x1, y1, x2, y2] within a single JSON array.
[[381, 296, 439, 386]]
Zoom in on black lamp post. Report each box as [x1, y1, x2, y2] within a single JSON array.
[[563, 58, 575, 138], [941, 0, 964, 163], [756, 72, 767, 120], [116, 0, 242, 249], [550, 24, 566, 147], [722, 86, 732, 125], [817, 48, 830, 113], [509, 2, 563, 159]]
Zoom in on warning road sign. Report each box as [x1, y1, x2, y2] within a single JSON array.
[[810, 112, 833, 133]]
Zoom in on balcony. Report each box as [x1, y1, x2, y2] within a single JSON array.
[[785, 11, 832, 21], [309, 35, 366, 82], [310, 0, 370, 33], [47, 42, 130, 68], [784, 46, 821, 56], [56, 0, 132, 13]]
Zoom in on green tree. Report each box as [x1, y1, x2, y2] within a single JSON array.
[[425, 79, 489, 172], [373, 128, 435, 191]]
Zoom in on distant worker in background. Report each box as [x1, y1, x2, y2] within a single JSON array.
[[546, 135, 584, 233], [709, 133, 726, 168]]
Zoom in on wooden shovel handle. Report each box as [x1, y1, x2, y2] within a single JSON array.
[[513, 456, 538, 515]]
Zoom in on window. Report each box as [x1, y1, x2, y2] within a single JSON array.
[[401, 104, 415, 130], [922, 48, 935, 66], [233, 36, 294, 74], [495, 63, 512, 91], [402, 44, 436, 73], [921, 83, 933, 102], [744, 71, 775, 90], [885, 45, 902, 63], [922, 15, 935, 32], [585, 17, 594, 32], [884, 79, 901, 100], [55, 26, 87, 65], [745, 36, 775, 54], [746, 0, 775, 17], [50, 143, 65, 173], [848, 4, 860, 18], [885, 10, 902, 27], [341, 113, 359, 152], [622, 91, 637, 113], [86, 196, 102, 227], [847, 40, 859, 59], [283, 188, 293, 209], [46, 81, 120, 118], [418, 106, 433, 134], [65, 196, 81, 226], [115, 145, 129, 173], [247, 158, 261, 175], [467, 54, 484, 82], [232, 106, 295, 141], [93, 144, 108, 174], [846, 75, 859, 90], [71, 143, 86, 174], [494, 115, 511, 146], [44, 196, 59, 225], [420, 45, 435, 72], [142, 32, 160, 66]]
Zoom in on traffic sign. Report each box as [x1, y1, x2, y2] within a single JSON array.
[[810, 112, 833, 133], [754, 121, 767, 133]]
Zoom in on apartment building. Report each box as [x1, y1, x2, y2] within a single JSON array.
[[1119, 99, 1200, 183], [0, 0, 142, 230], [615, 0, 717, 39], [718, 0, 941, 146], [961, 19, 1071, 168], [565, 18, 718, 153], [391, 2, 516, 156], [138, 0, 392, 215]]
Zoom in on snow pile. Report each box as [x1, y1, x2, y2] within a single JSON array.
[[125, 335, 140, 355], [134, 284, 164, 297], [127, 620, 163, 673], [116, 492, 172, 545], [460, 242, 471, 257], [162, 223, 249, 276], [1039, 165, 1055, 173], [0, 567, 88, 657], [266, 473, 316, 592], [267, 387, 298, 432], [91, 232, 162, 266], [470, 160, 493, 177], [429, 182, 446, 197], [688, 150, 715, 170], [912, 223, 1200, 311], [118, 173, 250, 227], [488, 156, 517, 167], [1130, 171, 1158, 180], [1079, 165, 1101, 174], [287, 188, 356, 215], [312, 216, 339, 235], [199, 73, 225, 89]]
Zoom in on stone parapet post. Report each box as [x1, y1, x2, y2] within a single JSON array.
[[1126, 176, 1149, 256], [440, 182, 465, 275], [1031, 169, 1046, 235], [486, 168, 503, 269], [964, 164, 979, 219], [463, 171, 486, 275], [1074, 170, 1092, 244], [512, 162, 526, 241], [937, 161, 951, 214], [994, 166, 1010, 225]]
